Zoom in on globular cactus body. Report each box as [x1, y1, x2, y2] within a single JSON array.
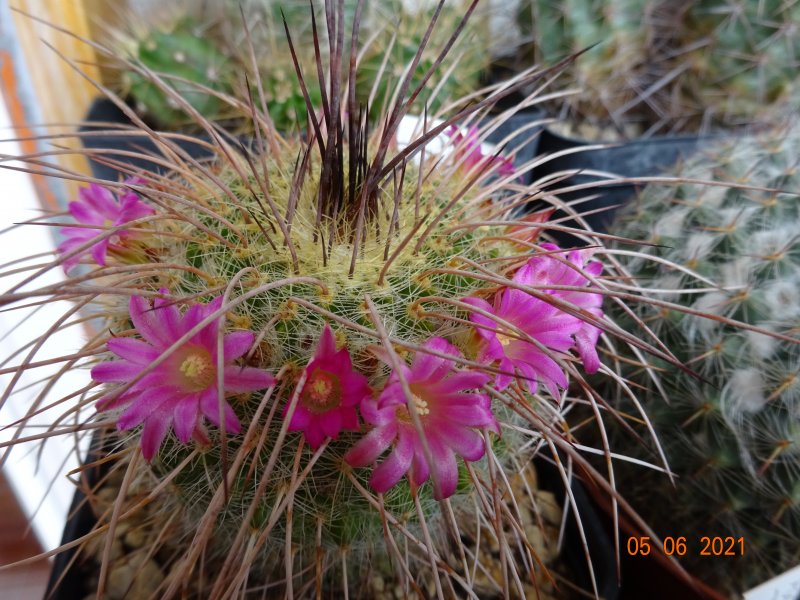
[[125, 18, 233, 127], [608, 118, 800, 592], [61, 91, 607, 595]]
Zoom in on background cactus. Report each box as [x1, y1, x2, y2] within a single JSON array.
[[356, 1, 491, 119], [604, 115, 800, 593], [122, 17, 236, 128], [510, 0, 800, 135]]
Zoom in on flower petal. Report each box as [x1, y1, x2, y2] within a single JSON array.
[[410, 337, 458, 383], [68, 201, 103, 225], [340, 406, 360, 431], [428, 370, 490, 397], [437, 425, 485, 462], [320, 409, 343, 438], [575, 326, 601, 374], [222, 331, 255, 362], [428, 437, 458, 500], [117, 386, 180, 430], [79, 184, 117, 217], [370, 431, 413, 494], [410, 436, 430, 486], [190, 296, 224, 348], [303, 424, 326, 449], [318, 324, 337, 357], [173, 394, 201, 443], [199, 388, 241, 433], [139, 412, 172, 461], [287, 404, 312, 430], [152, 295, 183, 340], [106, 337, 159, 365], [91, 360, 142, 382], [437, 404, 497, 429], [344, 424, 397, 467], [493, 358, 516, 391], [129, 295, 170, 347], [222, 366, 275, 393], [90, 238, 110, 266], [117, 193, 154, 222]]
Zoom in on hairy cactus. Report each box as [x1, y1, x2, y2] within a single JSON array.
[[5, 4, 762, 600], [70, 110, 603, 595], [515, 0, 799, 134], [123, 17, 235, 128], [606, 118, 800, 592]]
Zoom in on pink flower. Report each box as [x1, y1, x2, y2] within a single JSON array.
[[463, 291, 575, 397], [58, 179, 154, 272], [92, 291, 275, 460], [447, 126, 516, 177], [285, 324, 371, 449], [515, 243, 604, 374], [464, 244, 605, 397], [345, 337, 497, 500]]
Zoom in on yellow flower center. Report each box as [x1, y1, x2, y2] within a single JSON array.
[[302, 369, 342, 414], [396, 392, 430, 424], [175, 346, 215, 391], [309, 377, 333, 401], [496, 332, 513, 347]]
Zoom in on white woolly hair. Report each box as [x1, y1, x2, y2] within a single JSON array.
[[653, 205, 689, 238], [688, 291, 730, 339], [722, 367, 768, 415], [764, 278, 800, 320], [720, 256, 754, 289], [749, 225, 798, 258], [744, 327, 780, 360], [683, 231, 718, 263]]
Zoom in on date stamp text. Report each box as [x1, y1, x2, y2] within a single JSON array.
[[626, 536, 745, 557]]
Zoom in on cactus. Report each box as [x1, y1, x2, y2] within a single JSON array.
[[71, 113, 600, 595], [515, 0, 800, 134], [606, 117, 800, 593], [5, 3, 767, 599], [123, 17, 235, 128]]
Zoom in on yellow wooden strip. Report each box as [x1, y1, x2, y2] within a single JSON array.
[[10, 0, 121, 194]]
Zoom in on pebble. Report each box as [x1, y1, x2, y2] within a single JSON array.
[[533, 491, 562, 527], [123, 526, 147, 549], [106, 553, 165, 600]]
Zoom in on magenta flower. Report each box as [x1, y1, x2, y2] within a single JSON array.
[[463, 291, 575, 398], [285, 324, 371, 449], [447, 126, 516, 177], [515, 243, 604, 374], [464, 244, 605, 396], [345, 337, 497, 500], [92, 291, 275, 460], [58, 179, 154, 272]]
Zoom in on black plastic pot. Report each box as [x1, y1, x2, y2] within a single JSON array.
[[535, 457, 619, 600], [79, 99, 237, 183], [45, 435, 110, 599], [525, 129, 710, 244]]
